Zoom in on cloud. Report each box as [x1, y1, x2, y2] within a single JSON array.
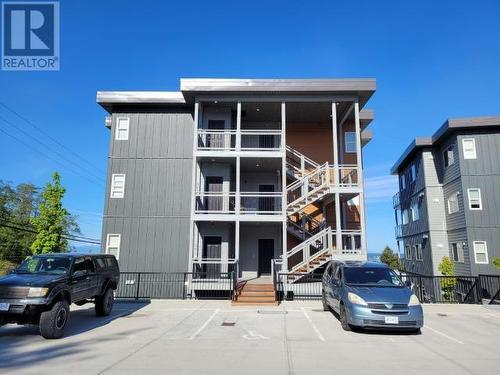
[[364, 175, 398, 203]]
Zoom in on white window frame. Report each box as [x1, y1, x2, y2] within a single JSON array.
[[110, 173, 126, 198], [462, 138, 477, 159], [105, 234, 121, 259], [402, 209, 409, 225], [344, 132, 357, 153], [443, 144, 454, 168], [400, 174, 406, 190], [405, 245, 412, 260], [411, 203, 419, 221], [467, 188, 482, 210], [451, 243, 464, 263], [473, 241, 489, 264], [447, 192, 459, 214], [415, 244, 423, 261], [410, 164, 416, 182], [115, 117, 130, 141]]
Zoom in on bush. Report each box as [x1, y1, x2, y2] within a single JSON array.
[[492, 257, 500, 270], [379, 246, 400, 270], [0, 260, 16, 276], [438, 256, 456, 301]]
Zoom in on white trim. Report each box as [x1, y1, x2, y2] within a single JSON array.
[[473, 241, 488, 264], [410, 164, 416, 182], [443, 144, 454, 168], [410, 203, 419, 221], [415, 244, 423, 261], [344, 131, 356, 153], [467, 188, 482, 210], [450, 243, 464, 263], [105, 234, 121, 259], [115, 117, 130, 140], [110, 174, 126, 198], [447, 192, 459, 214], [462, 138, 477, 159]]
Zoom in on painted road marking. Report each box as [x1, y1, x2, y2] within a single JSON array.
[[189, 309, 219, 340], [242, 330, 269, 340], [425, 325, 464, 344], [301, 307, 326, 342]]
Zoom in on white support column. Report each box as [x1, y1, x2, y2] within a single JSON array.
[[235, 221, 240, 278], [281, 101, 288, 270], [236, 101, 241, 151], [354, 101, 367, 254], [188, 101, 200, 273], [236, 156, 241, 215], [332, 101, 342, 253]]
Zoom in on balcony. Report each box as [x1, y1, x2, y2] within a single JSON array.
[[194, 191, 283, 215], [393, 191, 400, 208], [195, 192, 236, 214], [394, 224, 403, 238], [240, 192, 282, 215], [196, 129, 282, 153]]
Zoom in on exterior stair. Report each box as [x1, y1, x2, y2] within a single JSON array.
[[233, 280, 276, 305]]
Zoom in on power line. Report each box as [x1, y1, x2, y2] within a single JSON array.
[[0, 101, 106, 175], [0, 217, 102, 244], [0, 114, 105, 184], [0, 125, 104, 187]]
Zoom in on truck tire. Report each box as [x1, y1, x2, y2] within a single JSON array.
[[39, 300, 70, 339], [95, 288, 114, 317]]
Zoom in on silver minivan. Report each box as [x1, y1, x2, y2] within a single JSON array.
[[322, 261, 424, 332]]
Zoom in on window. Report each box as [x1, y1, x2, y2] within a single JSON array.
[[400, 174, 406, 190], [405, 245, 412, 260], [451, 243, 464, 263], [410, 165, 416, 182], [344, 132, 357, 153], [110, 174, 126, 198], [447, 192, 459, 214], [411, 203, 419, 221], [467, 188, 482, 210], [106, 234, 121, 259], [402, 209, 409, 225], [473, 241, 488, 264], [115, 117, 130, 140], [443, 145, 455, 167], [462, 138, 477, 159], [415, 244, 423, 261]]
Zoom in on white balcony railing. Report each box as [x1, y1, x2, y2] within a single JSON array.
[[197, 130, 236, 151], [194, 192, 236, 214], [194, 192, 283, 215], [240, 130, 282, 151], [240, 192, 283, 215]]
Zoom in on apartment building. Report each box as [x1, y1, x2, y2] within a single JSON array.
[[391, 117, 500, 276], [98, 78, 375, 284]]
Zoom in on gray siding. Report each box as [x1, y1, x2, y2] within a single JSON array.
[[102, 110, 194, 272]]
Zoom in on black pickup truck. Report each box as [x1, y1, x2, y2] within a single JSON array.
[[0, 253, 120, 339]]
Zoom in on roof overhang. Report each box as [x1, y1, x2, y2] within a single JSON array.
[[359, 109, 374, 130], [391, 116, 500, 174], [96, 91, 186, 112], [361, 128, 373, 147]]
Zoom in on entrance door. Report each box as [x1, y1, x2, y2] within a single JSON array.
[[258, 239, 274, 276], [259, 185, 275, 213], [205, 176, 223, 211], [202, 236, 222, 277]]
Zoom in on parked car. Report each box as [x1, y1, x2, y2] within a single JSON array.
[[322, 261, 423, 332], [0, 253, 119, 339]]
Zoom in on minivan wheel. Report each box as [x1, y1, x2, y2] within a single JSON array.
[[339, 304, 351, 331], [39, 300, 70, 339], [95, 288, 114, 317]]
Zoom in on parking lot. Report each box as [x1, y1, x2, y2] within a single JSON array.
[[1, 300, 499, 375]]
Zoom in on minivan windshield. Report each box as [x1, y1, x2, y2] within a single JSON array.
[[344, 267, 404, 287], [15, 256, 72, 275]]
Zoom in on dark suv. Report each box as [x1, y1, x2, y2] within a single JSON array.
[[0, 253, 120, 339]]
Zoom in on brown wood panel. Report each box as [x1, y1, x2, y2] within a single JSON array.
[[286, 123, 333, 164]]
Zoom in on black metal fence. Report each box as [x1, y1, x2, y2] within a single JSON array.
[[115, 271, 236, 300], [275, 273, 323, 301]]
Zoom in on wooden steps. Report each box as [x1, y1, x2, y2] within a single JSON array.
[[233, 282, 276, 305]]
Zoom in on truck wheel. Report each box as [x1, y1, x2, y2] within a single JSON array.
[[39, 300, 70, 339], [340, 304, 351, 331], [95, 288, 114, 317]]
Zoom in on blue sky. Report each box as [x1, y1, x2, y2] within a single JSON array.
[[1, 0, 499, 253]]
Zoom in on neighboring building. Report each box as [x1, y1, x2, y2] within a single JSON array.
[[97, 78, 375, 284], [391, 117, 500, 276]]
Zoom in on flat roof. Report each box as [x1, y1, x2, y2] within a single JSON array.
[[391, 116, 500, 174], [97, 78, 376, 112]]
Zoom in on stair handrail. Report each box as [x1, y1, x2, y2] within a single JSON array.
[[287, 163, 331, 210], [285, 145, 320, 171], [286, 162, 329, 191], [286, 227, 331, 258]]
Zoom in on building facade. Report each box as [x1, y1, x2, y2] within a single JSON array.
[[391, 117, 500, 276], [98, 78, 375, 280]]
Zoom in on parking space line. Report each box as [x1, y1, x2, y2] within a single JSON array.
[[189, 309, 219, 340], [425, 325, 464, 344], [301, 307, 325, 342]]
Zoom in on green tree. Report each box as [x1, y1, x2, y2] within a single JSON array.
[[379, 245, 400, 269], [0, 181, 39, 263], [438, 256, 456, 301], [30, 173, 79, 254], [492, 257, 500, 270]]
